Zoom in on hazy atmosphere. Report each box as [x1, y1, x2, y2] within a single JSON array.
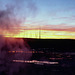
[[0, 0, 75, 39]]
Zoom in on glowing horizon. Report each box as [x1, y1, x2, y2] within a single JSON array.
[[1, 29, 75, 39], [0, 0, 75, 39]]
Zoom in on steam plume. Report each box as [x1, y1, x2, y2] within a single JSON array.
[[0, 0, 38, 74], [0, 0, 38, 35], [0, 36, 32, 75]]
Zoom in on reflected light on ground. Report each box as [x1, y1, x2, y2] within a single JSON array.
[[13, 60, 59, 65]]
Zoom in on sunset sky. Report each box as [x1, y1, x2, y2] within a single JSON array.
[[0, 0, 75, 39]]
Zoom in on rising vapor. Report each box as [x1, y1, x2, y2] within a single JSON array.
[[0, 0, 38, 36], [0, 0, 37, 74], [0, 36, 32, 75]]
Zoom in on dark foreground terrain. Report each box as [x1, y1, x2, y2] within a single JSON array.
[[0, 38, 75, 75], [25, 39, 75, 75]]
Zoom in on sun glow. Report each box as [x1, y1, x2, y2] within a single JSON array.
[[3, 29, 75, 39]]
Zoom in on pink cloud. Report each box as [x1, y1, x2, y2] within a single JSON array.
[[24, 24, 75, 32]]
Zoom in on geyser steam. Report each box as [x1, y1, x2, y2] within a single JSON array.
[[0, 0, 38, 36], [0, 36, 32, 75], [0, 0, 38, 74]]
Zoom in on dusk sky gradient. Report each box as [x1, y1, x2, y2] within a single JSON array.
[[0, 0, 75, 39]]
